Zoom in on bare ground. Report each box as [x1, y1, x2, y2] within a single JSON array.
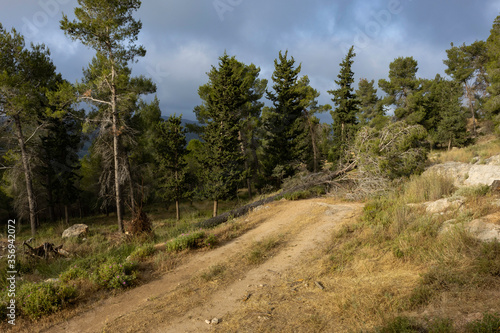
[[40, 197, 363, 333]]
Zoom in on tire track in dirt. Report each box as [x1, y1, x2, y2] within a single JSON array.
[[44, 198, 362, 333]]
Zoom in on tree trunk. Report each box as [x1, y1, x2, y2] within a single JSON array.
[[448, 138, 452, 152], [111, 66, 124, 233], [306, 111, 319, 173], [465, 84, 476, 136], [64, 205, 69, 225], [46, 173, 56, 222], [176, 200, 180, 221], [124, 155, 135, 213], [239, 130, 252, 198], [213, 200, 218, 218], [14, 115, 37, 237]]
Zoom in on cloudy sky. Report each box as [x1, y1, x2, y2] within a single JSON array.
[[0, 0, 498, 123]]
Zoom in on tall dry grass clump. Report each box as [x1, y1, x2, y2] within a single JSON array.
[[403, 171, 456, 203]]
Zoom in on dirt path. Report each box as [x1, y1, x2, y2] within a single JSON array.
[[44, 198, 362, 333]]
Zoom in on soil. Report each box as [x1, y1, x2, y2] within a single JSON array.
[[41, 197, 363, 333]]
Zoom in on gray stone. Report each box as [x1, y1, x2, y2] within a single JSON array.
[[424, 198, 464, 214], [62, 224, 89, 239], [465, 165, 500, 186], [211, 318, 220, 325], [467, 218, 500, 242]]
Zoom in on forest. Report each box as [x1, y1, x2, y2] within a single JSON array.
[[1, 0, 500, 238]]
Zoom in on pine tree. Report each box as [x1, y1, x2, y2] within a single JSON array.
[[444, 41, 488, 135], [328, 46, 360, 165], [262, 51, 304, 184], [61, 0, 155, 232], [379, 56, 420, 120], [485, 15, 500, 123], [197, 54, 245, 217], [0, 25, 63, 236], [356, 78, 384, 126], [154, 115, 188, 220]]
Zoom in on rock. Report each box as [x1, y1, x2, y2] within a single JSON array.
[[465, 165, 500, 186], [45, 278, 60, 284], [424, 197, 464, 214], [211, 318, 220, 325], [62, 224, 89, 239], [467, 217, 500, 242], [205, 319, 211, 325], [425, 162, 471, 186], [491, 180, 500, 192], [486, 154, 500, 165]]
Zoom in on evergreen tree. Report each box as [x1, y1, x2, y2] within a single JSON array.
[[61, 0, 155, 232], [379, 56, 420, 120], [431, 76, 468, 150], [356, 78, 384, 126], [485, 15, 500, 123], [197, 54, 245, 217], [0, 25, 63, 235], [328, 46, 360, 165], [444, 41, 488, 135], [262, 51, 305, 184], [38, 111, 83, 223], [154, 115, 188, 220]]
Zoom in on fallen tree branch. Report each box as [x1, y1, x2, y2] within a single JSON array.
[[194, 162, 356, 229]]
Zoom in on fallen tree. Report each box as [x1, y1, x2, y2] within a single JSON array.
[[194, 162, 356, 229], [23, 238, 70, 259]]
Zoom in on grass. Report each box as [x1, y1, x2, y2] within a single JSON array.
[[430, 134, 500, 164], [246, 235, 283, 265]]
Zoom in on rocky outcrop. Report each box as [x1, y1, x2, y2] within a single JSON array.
[[439, 213, 500, 242], [426, 154, 500, 187], [62, 224, 89, 239]]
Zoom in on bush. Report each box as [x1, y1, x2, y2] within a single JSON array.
[[59, 265, 88, 282], [128, 244, 155, 260], [476, 241, 500, 277], [203, 233, 218, 249], [166, 231, 205, 252], [18, 282, 77, 319], [92, 261, 137, 290]]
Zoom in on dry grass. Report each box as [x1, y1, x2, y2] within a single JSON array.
[[430, 134, 500, 164]]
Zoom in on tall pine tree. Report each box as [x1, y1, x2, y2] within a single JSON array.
[[154, 115, 188, 220], [197, 54, 245, 217], [328, 46, 359, 165], [262, 51, 304, 184]]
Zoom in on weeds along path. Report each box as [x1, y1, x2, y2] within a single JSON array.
[[44, 198, 363, 333]]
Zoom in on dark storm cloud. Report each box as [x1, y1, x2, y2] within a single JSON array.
[[0, 0, 498, 122]]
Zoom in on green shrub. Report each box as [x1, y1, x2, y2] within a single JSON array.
[[166, 231, 205, 252], [465, 313, 500, 333], [18, 282, 77, 319], [129, 244, 155, 260], [92, 261, 137, 290], [203, 233, 218, 249], [59, 265, 88, 282]]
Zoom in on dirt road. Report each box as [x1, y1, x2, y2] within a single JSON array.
[[43, 198, 363, 333]]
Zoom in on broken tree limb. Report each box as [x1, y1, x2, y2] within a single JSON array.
[[194, 162, 356, 229], [23, 240, 70, 259]]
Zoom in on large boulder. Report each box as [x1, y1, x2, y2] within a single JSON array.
[[62, 224, 89, 239], [426, 154, 500, 187]]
